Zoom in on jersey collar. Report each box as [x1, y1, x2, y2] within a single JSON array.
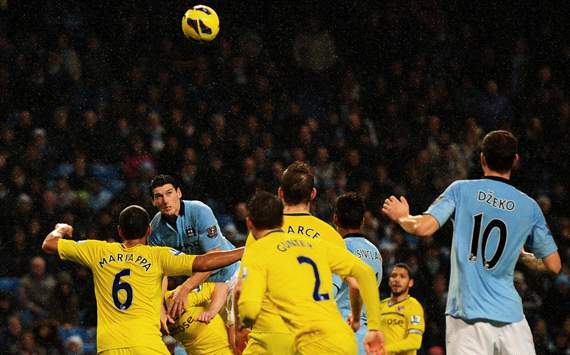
[[344, 232, 367, 239], [283, 212, 311, 216], [263, 229, 283, 237], [483, 175, 513, 186]]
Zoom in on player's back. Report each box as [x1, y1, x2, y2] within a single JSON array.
[[243, 232, 352, 349], [167, 283, 232, 355], [427, 177, 557, 322], [245, 212, 344, 247], [336, 235, 382, 322], [58, 239, 195, 352], [243, 212, 344, 335]]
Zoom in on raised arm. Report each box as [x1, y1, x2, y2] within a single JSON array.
[[42, 224, 73, 254], [382, 196, 440, 237]]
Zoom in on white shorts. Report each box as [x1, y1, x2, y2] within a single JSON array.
[[446, 315, 536, 355]]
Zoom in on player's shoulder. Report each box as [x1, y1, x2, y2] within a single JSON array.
[[406, 296, 424, 310], [380, 297, 391, 307], [185, 200, 213, 214], [150, 211, 162, 227]]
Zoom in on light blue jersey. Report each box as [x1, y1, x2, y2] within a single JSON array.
[[425, 176, 558, 323], [333, 233, 382, 355], [149, 200, 238, 282]]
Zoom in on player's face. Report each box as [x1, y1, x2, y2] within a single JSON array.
[[389, 266, 412, 296], [151, 184, 182, 217]]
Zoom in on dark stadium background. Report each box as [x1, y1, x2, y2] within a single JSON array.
[[0, 0, 569, 353]]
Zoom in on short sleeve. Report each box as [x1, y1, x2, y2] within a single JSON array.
[[526, 204, 558, 258], [424, 181, 459, 227], [195, 203, 223, 251], [58, 239, 101, 268], [155, 247, 197, 277]]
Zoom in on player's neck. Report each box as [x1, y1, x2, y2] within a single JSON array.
[[483, 169, 511, 180], [390, 292, 410, 304], [123, 237, 147, 248], [337, 227, 362, 238], [283, 203, 310, 213], [253, 228, 283, 240]]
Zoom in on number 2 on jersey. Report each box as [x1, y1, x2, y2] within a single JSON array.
[[112, 269, 133, 310], [469, 213, 507, 269], [297, 256, 330, 301]]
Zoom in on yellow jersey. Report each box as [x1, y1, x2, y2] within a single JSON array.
[[245, 212, 344, 248], [58, 239, 196, 353], [166, 283, 232, 355], [379, 296, 425, 355], [238, 231, 381, 351], [243, 212, 345, 335]]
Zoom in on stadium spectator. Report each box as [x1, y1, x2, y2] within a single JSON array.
[[18, 256, 57, 323]]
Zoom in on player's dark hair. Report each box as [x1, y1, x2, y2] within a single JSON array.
[[247, 191, 284, 230], [119, 205, 150, 240], [334, 192, 365, 229], [281, 161, 314, 205], [481, 130, 518, 173], [149, 174, 180, 196], [394, 262, 414, 280]]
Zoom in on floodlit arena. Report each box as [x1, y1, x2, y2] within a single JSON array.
[[0, 1, 568, 354]]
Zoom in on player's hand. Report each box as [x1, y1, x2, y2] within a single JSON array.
[[347, 314, 361, 332], [364, 330, 386, 355], [160, 306, 174, 335], [197, 310, 216, 323], [167, 286, 190, 318], [54, 223, 73, 238], [382, 195, 410, 222]]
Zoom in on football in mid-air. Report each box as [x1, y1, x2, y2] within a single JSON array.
[[181, 5, 220, 42]]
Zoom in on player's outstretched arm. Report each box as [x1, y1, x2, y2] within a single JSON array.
[[197, 282, 228, 323], [42, 223, 73, 254], [193, 247, 244, 272], [168, 272, 212, 318], [382, 196, 439, 236]]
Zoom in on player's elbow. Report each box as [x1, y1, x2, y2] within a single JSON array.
[[543, 252, 562, 274], [192, 256, 216, 272], [238, 302, 261, 328], [41, 239, 57, 254]]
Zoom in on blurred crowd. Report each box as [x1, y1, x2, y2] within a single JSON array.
[[0, 0, 569, 354]]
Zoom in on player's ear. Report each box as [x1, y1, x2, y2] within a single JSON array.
[[310, 188, 317, 201], [408, 278, 415, 289], [117, 226, 124, 239], [277, 187, 284, 200], [480, 152, 486, 168], [176, 187, 182, 199], [246, 217, 254, 233], [332, 213, 339, 228]]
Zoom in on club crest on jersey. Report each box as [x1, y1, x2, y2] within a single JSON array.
[[185, 227, 196, 238], [410, 315, 421, 325], [207, 226, 218, 238], [397, 305, 405, 312]]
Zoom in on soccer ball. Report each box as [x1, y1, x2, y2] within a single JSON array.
[[181, 5, 220, 42]]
